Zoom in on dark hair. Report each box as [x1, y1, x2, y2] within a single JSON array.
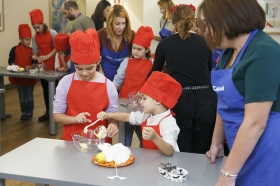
[[91, 0, 111, 21], [129, 48, 151, 60], [172, 5, 195, 40], [197, 0, 266, 47], [43, 23, 49, 34], [63, 0, 78, 10]]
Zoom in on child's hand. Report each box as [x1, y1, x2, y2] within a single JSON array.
[[25, 66, 31, 70], [32, 55, 38, 60], [59, 52, 65, 58], [38, 55, 47, 62], [97, 111, 108, 121], [73, 112, 91, 124], [107, 123, 119, 138], [142, 127, 157, 140]]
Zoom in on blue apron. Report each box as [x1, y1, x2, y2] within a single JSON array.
[[159, 20, 172, 40], [100, 38, 129, 81], [211, 29, 280, 185]]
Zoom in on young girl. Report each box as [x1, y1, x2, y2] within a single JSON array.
[[53, 28, 119, 142], [29, 9, 58, 122], [8, 24, 37, 120], [113, 26, 154, 147], [97, 71, 182, 156], [54, 34, 71, 72]]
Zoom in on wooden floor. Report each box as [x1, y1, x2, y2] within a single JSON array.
[[1, 82, 140, 186]]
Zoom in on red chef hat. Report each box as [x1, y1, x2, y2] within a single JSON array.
[[69, 28, 100, 64], [133, 26, 154, 48], [139, 71, 182, 109], [18, 24, 32, 39], [29, 9, 44, 25], [54, 34, 70, 51]]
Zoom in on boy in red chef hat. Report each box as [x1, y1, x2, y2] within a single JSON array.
[[53, 28, 119, 142], [8, 24, 37, 120], [54, 34, 71, 72], [97, 71, 182, 156], [113, 26, 154, 147]]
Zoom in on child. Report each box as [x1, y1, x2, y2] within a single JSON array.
[[53, 28, 119, 142], [8, 24, 37, 120], [97, 71, 182, 156], [54, 34, 71, 72], [113, 26, 154, 147]]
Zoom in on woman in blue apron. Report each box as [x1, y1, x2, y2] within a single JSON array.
[[198, 0, 280, 185], [97, 5, 135, 81], [157, 0, 174, 40]]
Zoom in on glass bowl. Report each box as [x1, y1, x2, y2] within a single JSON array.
[[71, 129, 105, 152]]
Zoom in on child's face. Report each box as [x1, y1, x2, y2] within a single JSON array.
[[32, 24, 43, 33], [21, 38, 31, 47], [74, 62, 99, 81], [132, 44, 148, 59], [139, 93, 157, 114]]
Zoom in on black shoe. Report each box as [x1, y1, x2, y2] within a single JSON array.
[[25, 113, 33, 120], [20, 114, 27, 120], [38, 111, 49, 122]]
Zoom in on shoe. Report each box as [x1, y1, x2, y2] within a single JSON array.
[[20, 113, 27, 120], [25, 113, 33, 120], [38, 111, 49, 122]]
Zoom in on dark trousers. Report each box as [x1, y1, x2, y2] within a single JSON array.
[[125, 122, 142, 147], [17, 85, 34, 114], [40, 79, 58, 111], [173, 88, 217, 154]]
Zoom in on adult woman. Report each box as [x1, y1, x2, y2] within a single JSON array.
[[91, 0, 111, 31], [98, 5, 135, 81], [53, 29, 119, 142], [197, 0, 280, 185], [151, 4, 217, 154], [29, 9, 58, 122], [157, 0, 174, 40]]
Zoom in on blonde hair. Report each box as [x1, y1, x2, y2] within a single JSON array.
[[172, 5, 195, 40], [106, 5, 133, 43], [157, 0, 175, 20]]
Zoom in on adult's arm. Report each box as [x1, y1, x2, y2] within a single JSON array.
[[217, 101, 272, 184], [149, 41, 166, 76]]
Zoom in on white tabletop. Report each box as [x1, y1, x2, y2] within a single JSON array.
[[0, 138, 226, 186]]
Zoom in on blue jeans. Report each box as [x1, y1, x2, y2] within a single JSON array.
[[125, 122, 142, 147], [173, 88, 217, 154], [17, 85, 34, 114]]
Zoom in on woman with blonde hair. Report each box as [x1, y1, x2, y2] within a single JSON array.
[[150, 4, 217, 154], [98, 5, 135, 81], [157, 0, 175, 40]]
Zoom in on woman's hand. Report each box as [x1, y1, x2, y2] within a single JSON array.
[[107, 123, 118, 138], [97, 111, 109, 120], [142, 127, 157, 140], [216, 175, 236, 186], [72, 112, 91, 124], [206, 144, 224, 163]]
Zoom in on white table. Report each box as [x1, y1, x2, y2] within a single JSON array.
[[0, 67, 69, 135], [0, 138, 226, 186]]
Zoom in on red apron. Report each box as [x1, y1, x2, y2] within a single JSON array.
[[62, 73, 111, 143], [35, 30, 55, 70], [9, 45, 37, 86], [141, 113, 170, 149], [119, 58, 152, 98], [58, 55, 71, 68]]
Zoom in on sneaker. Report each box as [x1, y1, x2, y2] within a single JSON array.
[[38, 111, 49, 122], [20, 113, 27, 120], [25, 113, 33, 120]]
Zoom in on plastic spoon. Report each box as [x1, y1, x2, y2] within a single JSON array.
[[83, 119, 101, 133]]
